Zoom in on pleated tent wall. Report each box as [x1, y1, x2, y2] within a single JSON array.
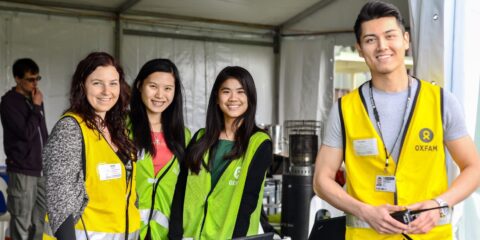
[[121, 32, 275, 132], [0, 10, 276, 162], [0, 11, 115, 161]]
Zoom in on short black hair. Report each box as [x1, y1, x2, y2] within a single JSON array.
[[353, 1, 406, 43], [12, 58, 39, 78]]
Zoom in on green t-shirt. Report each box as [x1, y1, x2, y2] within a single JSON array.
[[211, 139, 234, 188]]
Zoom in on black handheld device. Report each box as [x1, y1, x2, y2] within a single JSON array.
[[390, 206, 449, 224]]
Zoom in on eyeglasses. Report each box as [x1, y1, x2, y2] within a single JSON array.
[[23, 76, 42, 83]]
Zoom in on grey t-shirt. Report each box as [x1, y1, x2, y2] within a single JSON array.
[[323, 79, 468, 162]]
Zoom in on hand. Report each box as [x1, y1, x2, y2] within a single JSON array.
[[406, 200, 441, 234], [360, 204, 409, 234], [32, 88, 43, 106]]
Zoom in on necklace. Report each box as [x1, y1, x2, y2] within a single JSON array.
[[152, 132, 162, 145], [369, 78, 411, 173]]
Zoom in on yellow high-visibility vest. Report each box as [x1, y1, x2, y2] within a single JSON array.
[[340, 80, 451, 239], [67, 112, 140, 239]]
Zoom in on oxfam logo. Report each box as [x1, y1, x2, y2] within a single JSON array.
[[233, 167, 241, 179], [419, 128, 434, 143]]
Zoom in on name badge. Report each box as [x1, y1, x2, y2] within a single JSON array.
[[97, 163, 122, 181], [375, 175, 396, 192], [353, 138, 378, 156]]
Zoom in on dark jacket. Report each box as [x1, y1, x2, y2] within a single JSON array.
[[0, 87, 48, 176]]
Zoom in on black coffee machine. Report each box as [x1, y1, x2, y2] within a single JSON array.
[[281, 120, 321, 240]]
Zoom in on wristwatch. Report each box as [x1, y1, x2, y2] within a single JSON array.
[[433, 198, 449, 218]]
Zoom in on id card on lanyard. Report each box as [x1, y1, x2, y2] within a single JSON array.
[[367, 80, 411, 194], [375, 175, 396, 192]]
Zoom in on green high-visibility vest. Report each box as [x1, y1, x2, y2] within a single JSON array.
[[183, 129, 270, 240], [136, 128, 191, 239]]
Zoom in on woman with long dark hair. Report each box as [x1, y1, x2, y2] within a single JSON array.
[[169, 66, 272, 239], [43, 52, 139, 239], [129, 59, 190, 239]]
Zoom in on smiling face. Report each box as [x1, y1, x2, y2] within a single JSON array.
[[356, 16, 410, 77], [84, 65, 120, 119], [140, 71, 175, 122], [217, 78, 248, 124]]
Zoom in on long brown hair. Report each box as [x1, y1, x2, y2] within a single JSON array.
[[67, 52, 136, 162]]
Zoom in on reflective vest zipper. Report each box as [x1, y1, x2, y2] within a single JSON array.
[[198, 159, 234, 239], [392, 83, 420, 205], [125, 162, 134, 240]]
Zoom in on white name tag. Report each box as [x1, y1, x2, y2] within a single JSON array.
[[97, 163, 122, 181], [375, 175, 396, 192], [353, 138, 378, 156]]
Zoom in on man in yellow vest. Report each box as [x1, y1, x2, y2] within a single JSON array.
[[313, 1, 480, 239]]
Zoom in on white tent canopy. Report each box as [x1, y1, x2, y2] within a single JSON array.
[[0, 0, 411, 157]]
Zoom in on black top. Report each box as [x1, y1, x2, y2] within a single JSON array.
[[54, 215, 75, 239], [169, 135, 272, 239], [0, 87, 48, 176]]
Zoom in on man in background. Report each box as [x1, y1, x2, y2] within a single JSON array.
[[0, 58, 47, 240]]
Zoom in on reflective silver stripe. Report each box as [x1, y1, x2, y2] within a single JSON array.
[[140, 209, 150, 223], [139, 209, 169, 229], [346, 212, 452, 228], [346, 214, 370, 228], [75, 230, 139, 240], [147, 178, 157, 184], [137, 149, 145, 160], [43, 222, 54, 237]]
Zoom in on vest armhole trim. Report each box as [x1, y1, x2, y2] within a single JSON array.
[[338, 99, 346, 162]]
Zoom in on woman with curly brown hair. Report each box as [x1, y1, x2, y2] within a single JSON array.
[[43, 52, 140, 239]]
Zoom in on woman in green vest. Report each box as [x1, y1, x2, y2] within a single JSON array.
[[129, 59, 190, 239], [43, 52, 140, 239], [169, 66, 272, 240]]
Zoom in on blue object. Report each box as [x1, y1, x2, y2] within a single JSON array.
[[0, 166, 8, 214]]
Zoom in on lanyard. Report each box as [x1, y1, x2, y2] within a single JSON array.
[[368, 79, 411, 173]]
